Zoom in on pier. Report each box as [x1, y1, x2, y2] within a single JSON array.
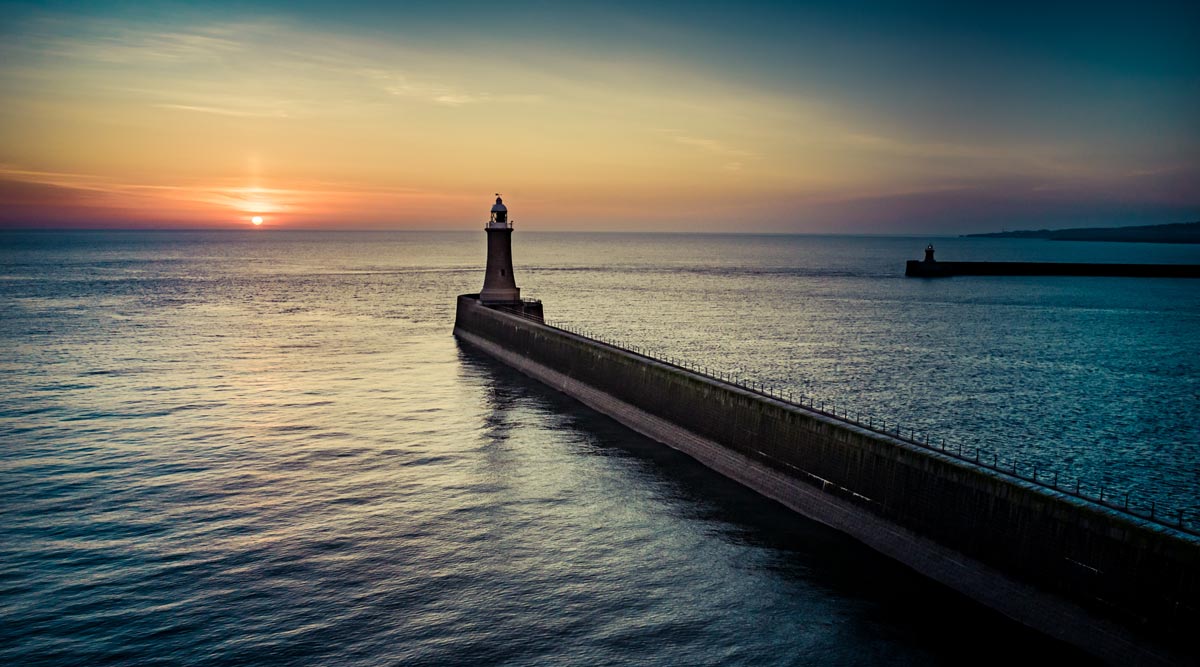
[[906, 244, 1200, 278], [455, 197, 1198, 664], [454, 294, 1199, 665]]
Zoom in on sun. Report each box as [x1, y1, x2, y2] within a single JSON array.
[[251, 216, 264, 226]]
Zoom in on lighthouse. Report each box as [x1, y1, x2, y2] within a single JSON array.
[[479, 194, 521, 304]]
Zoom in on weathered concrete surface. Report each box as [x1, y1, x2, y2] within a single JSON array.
[[453, 294, 1200, 665]]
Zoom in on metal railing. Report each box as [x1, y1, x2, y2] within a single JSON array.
[[488, 303, 1199, 537]]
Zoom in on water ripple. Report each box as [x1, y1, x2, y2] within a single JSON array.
[[4, 231, 1181, 665]]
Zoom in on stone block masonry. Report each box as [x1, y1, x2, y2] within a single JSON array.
[[453, 294, 1199, 665]]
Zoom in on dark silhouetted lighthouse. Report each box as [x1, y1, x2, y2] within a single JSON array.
[[479, 194, 521, 304]]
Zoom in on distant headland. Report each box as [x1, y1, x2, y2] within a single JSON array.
[[964, 220, 1200, 244]]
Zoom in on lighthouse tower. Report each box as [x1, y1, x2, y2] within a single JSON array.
[[479, 194, 521, 304]]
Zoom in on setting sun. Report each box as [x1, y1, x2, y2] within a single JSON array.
[[251, 216, 263, 226]]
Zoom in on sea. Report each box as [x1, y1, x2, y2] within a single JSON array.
[[2, 230, 1198, 666]]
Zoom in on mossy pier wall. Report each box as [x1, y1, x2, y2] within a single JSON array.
[[453, 295, 1199, 664]]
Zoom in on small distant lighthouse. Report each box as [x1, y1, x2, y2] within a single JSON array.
[[479, 194, 521, 304]]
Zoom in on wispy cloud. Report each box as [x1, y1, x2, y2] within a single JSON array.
[[33, 23, 245, 64], [372, 72, 482, 106], [671, 135, 752, 158], [153, 103, 292, 118], [356, 67, 543, 107], [656, 130, 755, 173], [836, 132, 1101, 177], [6, 18, 540, 116]]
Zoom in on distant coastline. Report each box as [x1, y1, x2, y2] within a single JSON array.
[[964, 220, 1200, 244]]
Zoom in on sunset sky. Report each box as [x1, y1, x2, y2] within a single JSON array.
[[1, 1, 1197, 232]]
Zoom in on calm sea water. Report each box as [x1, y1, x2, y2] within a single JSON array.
[[3, 230, 1198, 665]]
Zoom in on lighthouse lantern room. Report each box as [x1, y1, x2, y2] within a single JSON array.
[[488, 196, 509, 228]]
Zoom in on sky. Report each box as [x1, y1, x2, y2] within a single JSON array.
[[0, 0, 1197, 233]]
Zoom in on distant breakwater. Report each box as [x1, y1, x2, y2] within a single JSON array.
[[454, 294, 1200, 665], [906, 260, 1200, 278]]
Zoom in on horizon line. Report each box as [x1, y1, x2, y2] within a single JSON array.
[[0, 227, 988, 238]]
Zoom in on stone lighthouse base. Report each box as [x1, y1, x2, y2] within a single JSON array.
[[470, 294, 544, 323], [479, 286, 520, 304]]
